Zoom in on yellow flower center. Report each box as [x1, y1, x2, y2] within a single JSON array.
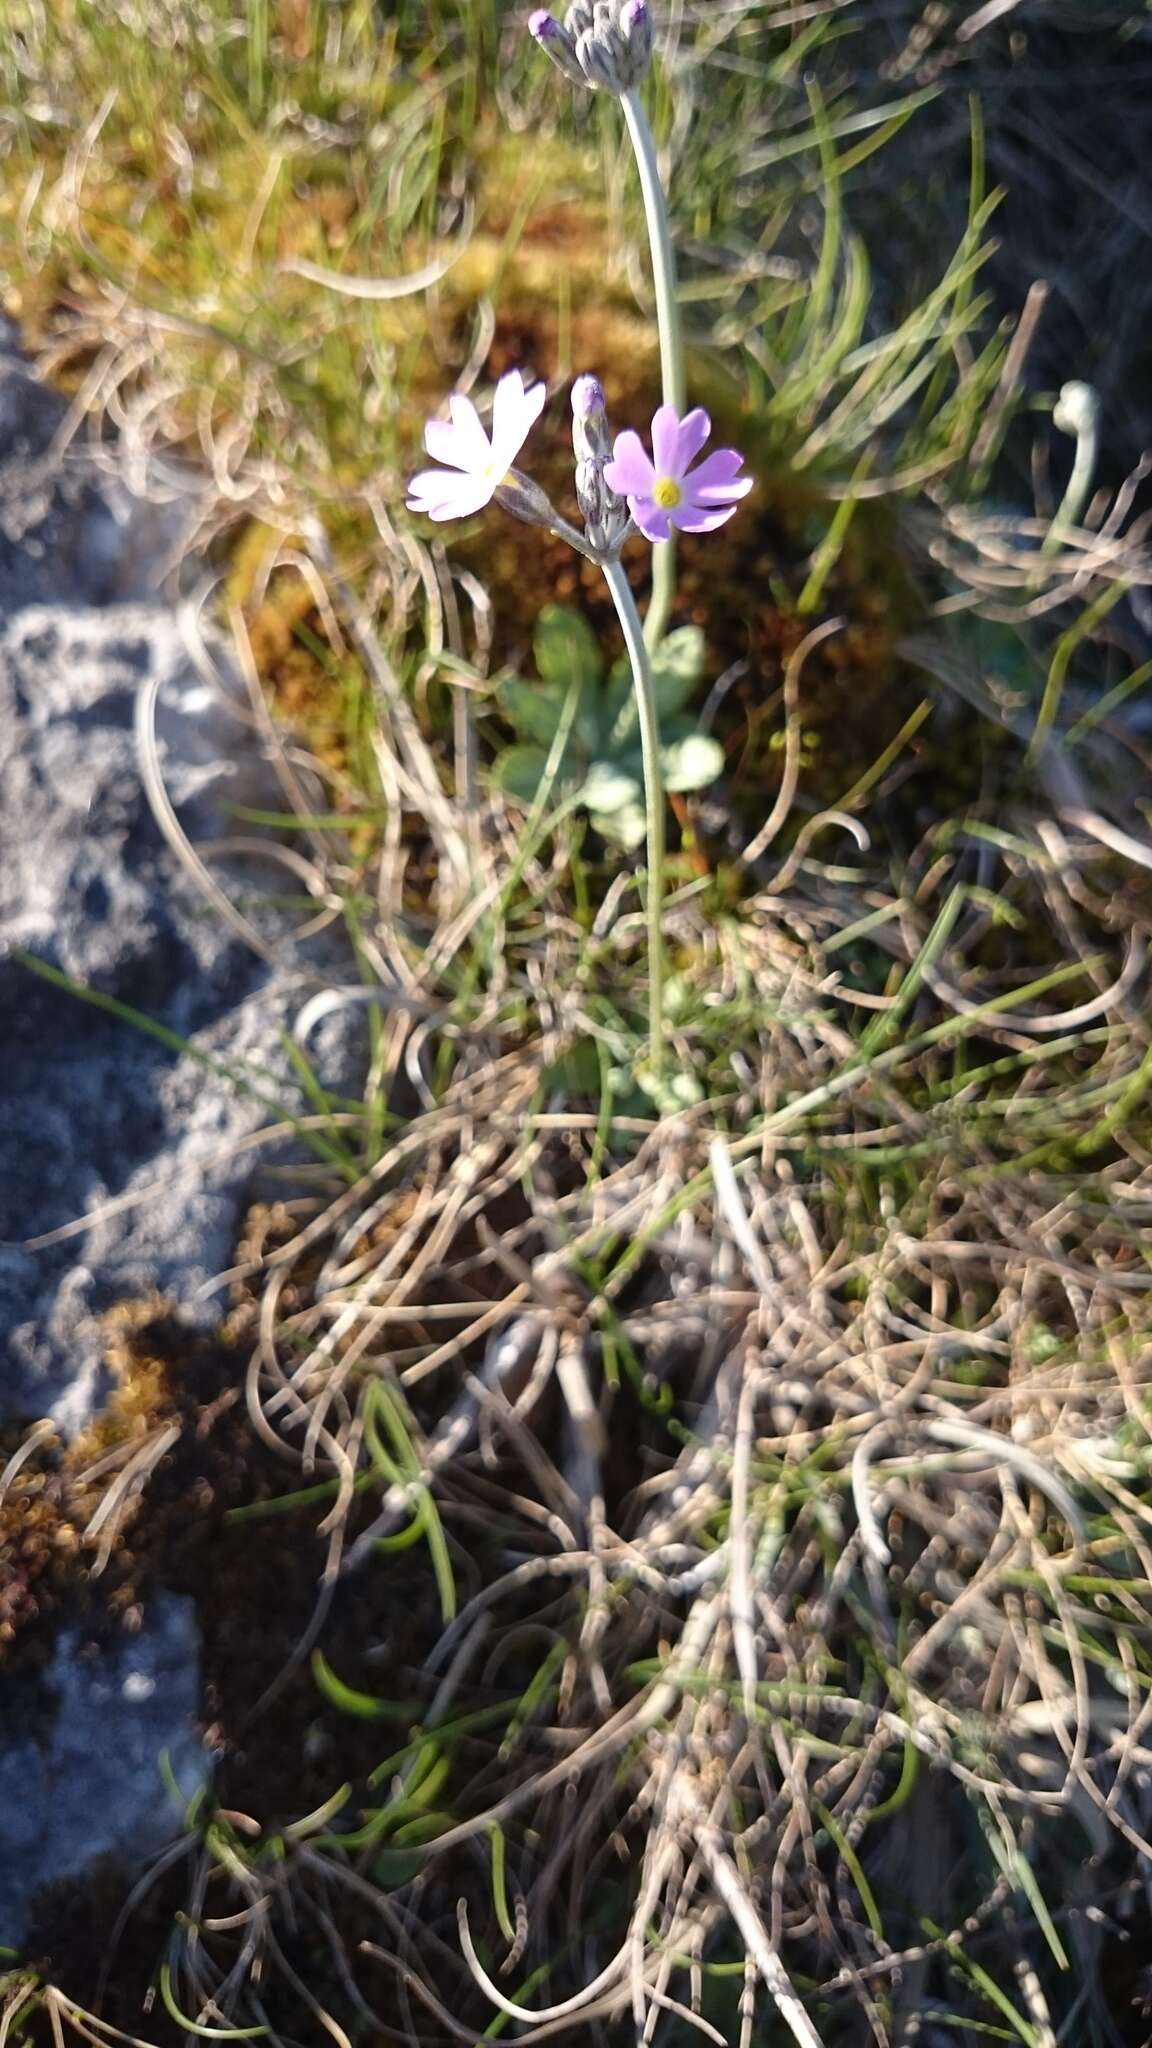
[[652, 477, 683, 509]]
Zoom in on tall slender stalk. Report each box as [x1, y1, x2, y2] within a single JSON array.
[[621, 88, 685, 652], [1042, 382, 1100, 557], [602, 555, 666, 1075]]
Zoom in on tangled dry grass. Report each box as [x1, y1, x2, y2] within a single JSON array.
[[12, 713, 1152, 2041], [192, 805, 1152, 2044]]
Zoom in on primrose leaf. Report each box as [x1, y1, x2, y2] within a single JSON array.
[[582, 760, 642, 813], [661, 733, 725, 791], [533, 604, 603, 693], [492, 742, 576, 805], [498, 678, 573, 749], [649, 625, 707, 717], [541, 1038, 603, 1095], [602, 624, 708, 750], [602, 656, 640, 751], [592, 799, 648, 850]]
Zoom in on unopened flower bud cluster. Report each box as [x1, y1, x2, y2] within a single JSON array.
[[529, 0, 652, 96]]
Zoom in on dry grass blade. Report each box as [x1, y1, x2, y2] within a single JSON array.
[[696, 1823, 825, 2048]]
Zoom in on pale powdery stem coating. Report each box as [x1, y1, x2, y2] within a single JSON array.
[[601, 556, 667, 1077], [617, 83, 685, 647]]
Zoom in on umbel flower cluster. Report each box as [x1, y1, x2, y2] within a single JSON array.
[[406, 369, 751, 561], [529, 0, 653, 96]]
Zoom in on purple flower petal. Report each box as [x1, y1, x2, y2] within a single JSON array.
[[628, 496, 673, 544], [652, 403, 710, 476], [683, 478, 754, 518], [683, 447, 747, 494], [649, 404, 681, 476], [406, 468, 497, 521], [604, 429, 655, 496], [670, 500, 742, 535]]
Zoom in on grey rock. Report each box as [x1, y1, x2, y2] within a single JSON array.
[[0, 325, 194, 611], [0, 337, 364, 1428], [0, 602, 363, 1429], [0, 337, 368, 1953], [0, 1595, 208, 1948]]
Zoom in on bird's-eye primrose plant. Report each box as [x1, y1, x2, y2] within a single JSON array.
[[405, 0, 752, 1083]]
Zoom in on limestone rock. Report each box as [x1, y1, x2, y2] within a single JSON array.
[[0, 1596, 207, 1948], [0, 332, 362, 1427]]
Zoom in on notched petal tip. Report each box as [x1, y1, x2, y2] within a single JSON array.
[[673, 407, 712, 471], [445, 391, 492, 469], [689, 472, 754, 506], [423, 416, 467, 468], [682, 446, 745, 490], [491, 367, 547, 463]]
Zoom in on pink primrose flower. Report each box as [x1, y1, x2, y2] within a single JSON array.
[[407, 370, 547, 522], [603, 405, 752, 544]]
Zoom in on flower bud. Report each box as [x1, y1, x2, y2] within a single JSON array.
[[575, 458, 628, 548], [571, 374, 612, 463], [575, 25, 621, 89], [619, 0, 652, 83], [494, 468, 560, 530], [1053, 380, 1100, 441], [528, 9, 586, 84], [571, 372, 605, 416], [571, 372, 628, 551]]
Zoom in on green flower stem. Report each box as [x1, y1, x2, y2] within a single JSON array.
[[602, 555, 666, 1075], [622, 88, 686, 653], [1042, 419, 1097, 557]]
